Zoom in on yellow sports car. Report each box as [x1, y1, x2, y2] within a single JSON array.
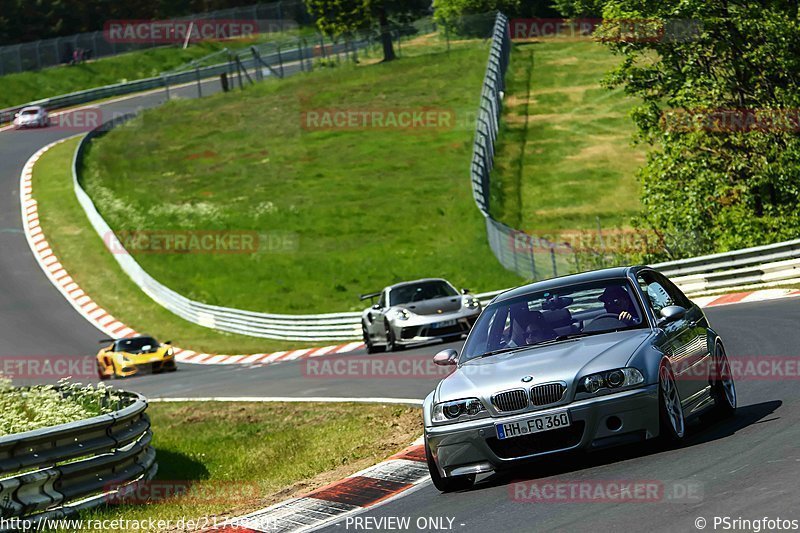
[[96, 335, 177, 379]]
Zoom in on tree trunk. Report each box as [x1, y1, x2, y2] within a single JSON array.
[[378, 7, 395, 62]]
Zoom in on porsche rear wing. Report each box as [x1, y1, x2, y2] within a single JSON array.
[[359, 291, 381, 302]]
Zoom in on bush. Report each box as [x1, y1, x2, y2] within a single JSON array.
[[0, 379, 123, 436]]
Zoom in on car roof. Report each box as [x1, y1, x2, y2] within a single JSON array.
[[385, 278, 452, 291], [21, 106, 43, 111], [492, 266, 647, 303]]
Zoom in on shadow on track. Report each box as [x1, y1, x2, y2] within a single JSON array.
[[464, 400, 782, 492]]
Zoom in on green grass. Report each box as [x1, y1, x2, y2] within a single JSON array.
[[33, 138, 313, 354], [0, 31, 311, 110], [54, 401, 422, 532], [79, 40, 525, 315], [491, 39, 645, 234]]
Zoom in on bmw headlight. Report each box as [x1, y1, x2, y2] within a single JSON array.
[[464, 297, 480, 309], [578, 367, 644, 394], [432, 398, 487, 424], [395, 308, 411, 321]]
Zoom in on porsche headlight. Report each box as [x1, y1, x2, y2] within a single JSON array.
[[464, 297, 480, 309], [578, 367, 644, 394], [432, 398, 487, 424], [395, 308, 411, 321]]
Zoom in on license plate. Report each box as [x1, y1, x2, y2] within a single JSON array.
[[495, 411, 571, 440], [432, 319, 457, 328]]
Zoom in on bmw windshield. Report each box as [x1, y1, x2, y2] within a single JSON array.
[[460, 278, 648, 362]]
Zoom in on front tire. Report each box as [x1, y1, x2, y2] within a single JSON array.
[[363, 322, 382, 354], [658, 362, 686, 443], [425, 439, 474, 493], [385, 321, 402, 352], [710, 341, 736, 418]]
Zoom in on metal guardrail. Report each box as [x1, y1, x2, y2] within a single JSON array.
[[654, 239, 800, 295], [73, 118, 365, 341], [0, 390, 154, 528], [0, 37, 364, 127]]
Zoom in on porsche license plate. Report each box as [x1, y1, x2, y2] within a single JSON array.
[[432, 319, 457, 328], [496, 411, 571, 440]]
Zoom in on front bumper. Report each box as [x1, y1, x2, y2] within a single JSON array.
[[393, 310, 480, 346], [117, 356, 176, 377], [426, 385, 659, 478]]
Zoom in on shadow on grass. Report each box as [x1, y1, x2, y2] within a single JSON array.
[[153, 448, 210, 483]]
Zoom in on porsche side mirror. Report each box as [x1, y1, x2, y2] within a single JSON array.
[[659, 305, 686, 324], [433, 349, 458, 366], [461, 288, 471, 294]]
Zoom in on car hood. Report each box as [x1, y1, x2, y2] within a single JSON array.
[[437, 330, 653, 404], [399, 296, 462, 316], [113, 346, 170, 364]]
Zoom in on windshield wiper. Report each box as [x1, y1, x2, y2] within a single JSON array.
[[476, 346, 530, 359]]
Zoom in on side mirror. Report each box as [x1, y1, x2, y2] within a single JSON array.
[[433, 348, 458, 366], [371, 304, 381, 310], [164, 340, 172, 345], [461, 288, 471, 294], [659, 305, 686, 324]]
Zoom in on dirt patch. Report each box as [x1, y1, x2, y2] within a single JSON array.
[[183, 150, 217, 160]]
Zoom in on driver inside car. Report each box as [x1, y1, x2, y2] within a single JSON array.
[[598, 285, 639, 325], [507, 305, 557, 347]]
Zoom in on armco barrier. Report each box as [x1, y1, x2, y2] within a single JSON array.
[[0, 390, 154, 527], [73, 115, 363, 341], [0, 37, 364, 127]]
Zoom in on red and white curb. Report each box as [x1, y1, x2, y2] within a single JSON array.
[[216, 437, 429, 533], [19, 139, 364, 366], [693, 289, 800, 308]]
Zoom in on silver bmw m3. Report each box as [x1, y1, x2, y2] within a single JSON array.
[[424, 266, 737, 492]]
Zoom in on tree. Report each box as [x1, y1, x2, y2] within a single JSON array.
[[305, 0, 430, 62], [598, 0, 800, 259], [433, 0, 522, 36]]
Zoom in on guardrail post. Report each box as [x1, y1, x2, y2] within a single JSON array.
[[162, 75, 170, 100]]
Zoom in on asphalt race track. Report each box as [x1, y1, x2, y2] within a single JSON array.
[[315, 299, 800, 532], [2, 74, 800, 532]]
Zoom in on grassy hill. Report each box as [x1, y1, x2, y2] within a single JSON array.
[[491, 39, 645, 236], [79, 40, 525, 315]]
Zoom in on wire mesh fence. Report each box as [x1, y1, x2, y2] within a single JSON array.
[[469, 12, 578, 281]]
